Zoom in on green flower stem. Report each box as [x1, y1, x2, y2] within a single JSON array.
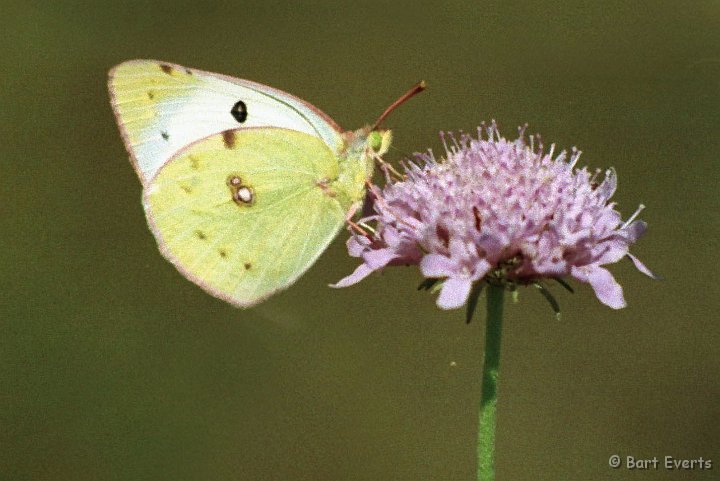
[[476, 283, 505, 481]]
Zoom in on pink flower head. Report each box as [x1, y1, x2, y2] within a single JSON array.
[[334, 122, 658, 310]]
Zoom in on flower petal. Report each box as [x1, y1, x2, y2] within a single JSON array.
[[622, 220, 647, 242], [470, 258, 492, 281], [330, 263, 374, 288], [594, 240, 629, 265], [420, 254, 457, 278], [437, 277, 473, 309], [572, 265, 626, 309], [449, 237, 471, 261], [347, 236, 369, 257], [596, 168, 617, 200], [627, 253, 662, 280], [362, 248, 397, 269]]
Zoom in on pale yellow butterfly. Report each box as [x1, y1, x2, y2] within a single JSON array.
[[108, 60, 424, 307]]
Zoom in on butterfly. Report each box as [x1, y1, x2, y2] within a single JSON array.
[[108, 60, 424, 307]]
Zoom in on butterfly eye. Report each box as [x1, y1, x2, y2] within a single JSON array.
[[368, 131, 383, 152], [367, 130, 392, 156]]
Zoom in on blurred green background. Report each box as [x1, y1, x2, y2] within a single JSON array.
[[1, 1, 718, 480]]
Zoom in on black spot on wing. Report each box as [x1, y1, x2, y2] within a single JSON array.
[[160, 64, 174, 75], [222, 130, 236, 149], [231, 100, 248, 123], [161, 131, 169, 141], [147, 91, 154, 99], [195, 230, 207, 240], [244, 262, 252, 270]]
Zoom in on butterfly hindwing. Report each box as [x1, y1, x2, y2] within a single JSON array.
[[109, 60, 343, 184], [143, 128, 347, 307]]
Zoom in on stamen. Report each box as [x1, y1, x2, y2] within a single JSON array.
[[489, 119, 499, 140], [425, 149, 435, 165], [621, 204, 645, 229], [517, 122, 527, 139], [569, 148, 582, 169], [440, 132, 451, 154], [449, 132, 461, 152]]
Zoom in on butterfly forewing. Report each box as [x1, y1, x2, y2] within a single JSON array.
[[143, 128, 347, 307], [109, 60, 343, 184]]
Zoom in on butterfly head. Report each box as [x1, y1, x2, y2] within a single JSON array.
[[363, 80, 425, 160], [341, 128, 392, 164], [338, 80, 425, 160], [333, 82, 425, 207]]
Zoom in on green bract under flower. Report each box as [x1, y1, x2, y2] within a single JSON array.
[[334, 123, 658, 310]]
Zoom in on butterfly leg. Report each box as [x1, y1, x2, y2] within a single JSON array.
[[363, 180, 415, 231], [344, 202, 372, 237], [374, 155, 405, 182]]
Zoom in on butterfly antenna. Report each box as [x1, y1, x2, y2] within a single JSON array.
[[372, 81, 426, 131]]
